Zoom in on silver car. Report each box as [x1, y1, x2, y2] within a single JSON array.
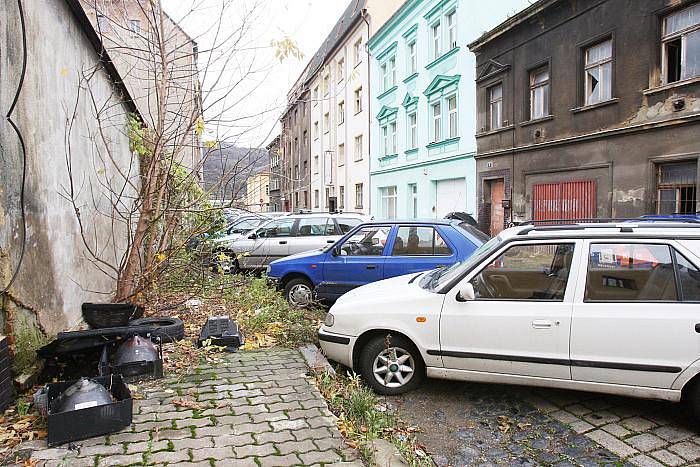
[[220, 213, 368, 272]]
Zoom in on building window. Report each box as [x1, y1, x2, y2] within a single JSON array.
[[408, 40, 417, 74], [447, 95, 458, 138], [338, 143, 345, 166], [294, 164, 299, 180], [530, 66, 550, 120], [303, 160, 307, 175], [97, 14, 110, 32], [303, 130, 308, 147], [354, 87, 363, 113], [584, 39, 613, 106], [303, 190, 309, 208], [314, 190, 320, 208], [313, 86, 319, 105], [381, 186, 397, 219], [353, 38, 362, 66], [432, 102, 442, 142], [447, 11, 457, 50], [488, 84, 503, 130], [382, 122, 397, 156], [338, 101, 345, 125], [432, 22, 442, 59], [337, 57, 345, 82], [408, 112, 417, 148], [323, 112, 330, 133], [323, 73, 330, 96], [129, 19, 141, 36], [409, 183, 418, 218], [314, 155, 319, 174], [663, 3, 700, 83], [354, 134, 363, 161], [381, 56, 396, 91], [656, 161, 698, 214], [339, 186, 345, 209], [355, 183, 364, 209]]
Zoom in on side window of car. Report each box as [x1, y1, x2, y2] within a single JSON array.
[[470, 243, 575, 300], [297, 218, 330, 236], [391, 227, 453, 256], [325, 218, 339, 236], [337, 218, 362, 234], [585, 243, 677, 302], [674, 252, 700, 301], [258, 219, 295, 238], [341, 226, 391, 256]]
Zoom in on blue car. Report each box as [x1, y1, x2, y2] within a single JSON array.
[[267, 219, 487, 306]]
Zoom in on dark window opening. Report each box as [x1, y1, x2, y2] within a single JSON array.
[[666, 38, 682, 83]]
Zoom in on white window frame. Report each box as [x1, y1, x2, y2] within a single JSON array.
[[381, 186, 398, 219], [338, 101, 345, 125], [337, 58, 345, 82], [432, 21, 442, 60], [355, 183, 364, 209], [338, 143, 345, 166], [584, 39, 613, 106], [488, 84, 503, 130], [408, 112, 417, 149], [408, 40, 417, 74], [662, 3, 700, 84], [129, 19, 141, 37], [447, 95, 458, 139], [447, 10, 457, 50], [529, 66, 550, 120], [323, 113, 330, 133], [432, 102, 442, 142], [354, 134, 363, 161], [354, 87, 363, 114], [353, 38, 363, 67]]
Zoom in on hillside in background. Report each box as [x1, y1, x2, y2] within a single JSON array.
[[203, 144, 269, 201]]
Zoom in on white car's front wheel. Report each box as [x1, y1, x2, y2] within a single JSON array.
[[359, 334, 425, 395]]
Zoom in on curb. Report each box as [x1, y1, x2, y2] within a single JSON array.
[[298, 343, 336, 376]]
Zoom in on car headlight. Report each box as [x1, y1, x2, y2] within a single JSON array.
[[265, 265, 271, 274], [324, 313, 335, 327]]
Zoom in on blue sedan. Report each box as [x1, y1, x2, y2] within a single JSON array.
[[267, 219, 487, 306]]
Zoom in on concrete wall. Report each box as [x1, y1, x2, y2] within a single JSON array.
[[0, 1, 138, 338]]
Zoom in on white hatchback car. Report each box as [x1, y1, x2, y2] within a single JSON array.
[[318, 221, 700, 418]]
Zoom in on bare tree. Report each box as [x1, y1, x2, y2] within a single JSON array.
[[63, 0, 302, 302]]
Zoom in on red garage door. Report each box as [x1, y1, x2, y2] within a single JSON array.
[[533, 180, 597, 222]]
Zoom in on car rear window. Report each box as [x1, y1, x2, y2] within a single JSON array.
[[337, 217, 362, 234], [457, 223, 490, 243]]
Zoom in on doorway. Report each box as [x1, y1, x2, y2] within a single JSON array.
[[486, 179, 505, 236]]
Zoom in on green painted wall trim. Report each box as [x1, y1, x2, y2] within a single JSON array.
[[376, 105, 398, 122], [425, 47, 461, 71], [402, 92, 419, 108], [423, 73, 461, 96], [405, 148, 419, 155], [376, 41, 398, 62], [424, 0, 452, 21], [377, 85, 398, 101], [368, 0, 422, 52], [403, 72, 419, 84], [402, 23, 419, 39], [370, 151, 475, 176], [426, 136, 461, 150]]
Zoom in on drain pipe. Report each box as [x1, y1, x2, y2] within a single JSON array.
[[361, 8, 371, 215]]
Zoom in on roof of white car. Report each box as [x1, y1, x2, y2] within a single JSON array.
[[283, 212, 369, 219], [499, 221, 700, 240]]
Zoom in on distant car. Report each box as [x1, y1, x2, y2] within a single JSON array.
[[635, 214, 700, 223], [217, 213, 368, 273], [267, 220, 487, 306]]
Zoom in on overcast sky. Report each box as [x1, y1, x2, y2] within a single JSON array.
[[163, 0, 532, 149]]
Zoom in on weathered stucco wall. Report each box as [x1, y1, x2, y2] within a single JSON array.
[[0, 1, 138, 341]]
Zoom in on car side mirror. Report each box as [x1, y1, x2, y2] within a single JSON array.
[[332, 245, 341, 256], [457, 282, 475, 302]]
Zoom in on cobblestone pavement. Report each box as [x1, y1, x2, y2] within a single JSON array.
[[14, 348, 361, 466]]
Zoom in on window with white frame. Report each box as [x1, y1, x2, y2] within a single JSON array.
[[381, 57, 396, 91], [323, 112, 330, 132], [338, 143, 345, 166], [314, 190, 320, 208], [382, 122, 397, 156], [408, 112, 417, 148], [97, 15, 110, 32], [314, 154, 319, 174], [353, 38, 362, 66], [408, 40, 417, 74], [381, 186, 397, 219], [409, 183, 418, 218], [447, 11, 457, 50], [339, 186, 345, 209], [447, 95, 458, 138], [488, 84, 503, 130], [354, 87, 363, 113], [432, 102, 442, 142], [354, 135, 363, 161], [355, 183, 363, 209], [338, 101, 345, 125], [662, 3, 700, 83], [530, 66, 550, 120], [313, 86, 319, 105], [313, 121, 319, 139], [323, 73, 330, 95], [584, 39, 613, 105], [129, 19, 141, 37], [432, 22, 442, 59], [337, 58, 345, 82]]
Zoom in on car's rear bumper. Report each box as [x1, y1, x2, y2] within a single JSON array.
[[318, 329, 354, 369]]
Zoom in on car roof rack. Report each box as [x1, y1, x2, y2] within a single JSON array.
[[516, 217, 700, 235]]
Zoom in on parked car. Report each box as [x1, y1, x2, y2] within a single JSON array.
[[217, 213, 368, 273], [267, 220, 487, 306], [317, 221, 700, 418]]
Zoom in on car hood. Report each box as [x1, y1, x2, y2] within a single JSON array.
[[335, 271, 429, 305], [212, 233, 244, 244], [270, 248, 325, 265]]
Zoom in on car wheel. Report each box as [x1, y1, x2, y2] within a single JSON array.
[[686, 380, 700, 421], [284, 278, 314, 307], [129, 317, 185, 342], [359, 334, 425, 395], [212, 250, 239, 274]]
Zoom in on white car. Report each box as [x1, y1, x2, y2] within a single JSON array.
[[318, 221, 700, 418]]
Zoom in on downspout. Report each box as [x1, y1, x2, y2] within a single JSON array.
[[361, 8, 371, 215]]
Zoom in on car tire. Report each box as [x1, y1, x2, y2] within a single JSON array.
[[358, 334, 425, 395], [212, 250, 239, 274], [284, 277, 314, 307], [686, 380, 700, 421], [129, 317, 185, 343]]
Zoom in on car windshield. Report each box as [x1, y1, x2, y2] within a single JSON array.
[[419, 234, 503, 292]]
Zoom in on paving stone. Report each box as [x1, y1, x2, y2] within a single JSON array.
[[307, 416, 336, 429], [566, 404, 593, 416], [30, 448, 78, 460], [254, 430, 296, 445], [265, 401, 304, 412], [627, 434, 667, 453], [651, 449, 686, 466], [191, 446, 236, 461], [250, 411, 289, 424], [586, 429, 639, 458], [257, 453, 303, 466], [169, 462, 213, 467], [148, 449, 192, 464], [629, 454, 666, 467], [151, 428, 194, 441], [216, 414, 255, 426], [583, 411, 621, 427], [602, 423, 632, 438], [96, 453, 145, 466], [298, 449, 343, 465], [550, 410, 580, 425], [77, 443, 123, 457], [125, 439, 171, 454], [652, 426, 695, 443], [313, 436, 347, 451], [620, 417, 658, 433], [156, 410, 195, 421], [570, 420, 595, 433], [106, 431, 151, 444], [231, 422, 273, 435], [668, 441, 700, 461], [172, 437, 215, 450], [293, 427, 334, 442], [43, 458, 96, 467], [233, 442, 277, 458], [275, 439, 317, 455], [271, 419, 309, 431], [212, 433, 256, 448]]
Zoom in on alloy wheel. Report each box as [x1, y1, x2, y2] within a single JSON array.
[[288, 283, 313, 307], [372, 346, 415, 388]]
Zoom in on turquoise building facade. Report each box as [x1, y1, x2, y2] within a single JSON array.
[[367, 0, 527, 220]]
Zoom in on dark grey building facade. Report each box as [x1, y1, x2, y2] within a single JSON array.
[[267, 135, 282, 212], [469, 0, 700, 235], [280, 84, 311, 212]]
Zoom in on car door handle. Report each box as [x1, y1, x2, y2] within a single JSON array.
[[327, 240, 335, 244], [696, 323, 700, 333], [532, 320, 558, 329], [279, 241, 287, 245], [366, 265, 377, 270]]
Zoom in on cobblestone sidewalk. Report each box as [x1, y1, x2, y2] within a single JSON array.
[[524, 388, 700, 467], [13, 348, 360, 466]]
